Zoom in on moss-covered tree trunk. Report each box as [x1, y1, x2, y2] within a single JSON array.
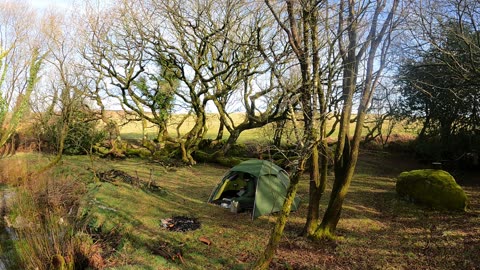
[[303, 143, 320, 235], [315, 134, 354, 237], [0, 49, 44, 150], [215, 120, 224, 141], [314, 0, 399, 237], [181, 109, 207, 165], [222, 129, 241, 155], [253, 162, 305, 269], [256, 0, 322, 267], [303, 141, 328, 235], [272, 120, 286, 147]]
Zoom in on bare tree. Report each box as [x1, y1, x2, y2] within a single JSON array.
[[313, 0, 400, 238], [255, 0, 337, 267], [255, 0, 401, 267], [0, 1, 46, 153], [32, 9, 97, 173], [411, 0, 480, 81], [81, 0, 180, 157], [363, 82, 401, 147], [129, 0, 292, 162]]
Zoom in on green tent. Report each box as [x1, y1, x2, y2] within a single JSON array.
[[208, 159, 301, 219]]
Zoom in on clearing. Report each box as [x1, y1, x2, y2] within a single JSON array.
[[1, 151, 479, 269]]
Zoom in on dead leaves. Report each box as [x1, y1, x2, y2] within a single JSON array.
[[198, 236, 211, 246]]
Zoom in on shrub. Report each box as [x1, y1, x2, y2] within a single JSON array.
[[35, 111, 106, 155], [396, 169, 468, 211], [62, 119, 106, 155], [1, 158, 92, 269]]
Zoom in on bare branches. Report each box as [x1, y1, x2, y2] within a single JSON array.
[[0, 1, 47, 150]]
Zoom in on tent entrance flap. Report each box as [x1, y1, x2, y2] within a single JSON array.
[[211, 173, 248, 202], [208, 159, 301, 218]]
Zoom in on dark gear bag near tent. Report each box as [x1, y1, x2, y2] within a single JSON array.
[[208, 159, 301, 219]]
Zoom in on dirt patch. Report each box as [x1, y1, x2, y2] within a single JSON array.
[[97, 169, 140, 184], [161, 216, 201, 232], [96, 169, 163, 191]]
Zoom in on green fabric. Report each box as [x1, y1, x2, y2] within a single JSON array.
[[243, 179, 256, 197], [229, 159, 283, 178], [232, 179, 256, 209], [208, 159, 301, 218], [254, 170, 299, 218]]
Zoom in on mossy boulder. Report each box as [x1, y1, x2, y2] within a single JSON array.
[[396, 169, 468, 211]]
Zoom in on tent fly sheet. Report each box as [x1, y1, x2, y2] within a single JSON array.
[[208, 159, 300, 218]]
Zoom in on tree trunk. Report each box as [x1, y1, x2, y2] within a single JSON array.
[[0, 50, 43, 150], [418, 113, 431, 141], [181, 112, 207, 165], [439, 120, 453, 159], [304, 140, 329, 236], [253, 163, 305, 269], [314, 134, 354, 238], [272, 120, 286, 147], [222, 129, 241, 155], [216, 120, 225, 141], [303, 143, 320, 235]]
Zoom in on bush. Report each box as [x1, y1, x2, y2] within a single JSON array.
[[396, 169, 468, 211], [0, 158, 91, 269], [63, 120, 106, 155], [38, 112, 106, 155], [13, 175, 85, 268]]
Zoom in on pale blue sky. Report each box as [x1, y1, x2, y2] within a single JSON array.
[[30, 0, 75, 10]]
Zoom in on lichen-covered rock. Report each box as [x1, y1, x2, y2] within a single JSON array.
[[396, 169, 468, 211]]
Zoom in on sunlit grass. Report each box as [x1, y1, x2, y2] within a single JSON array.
[[111, 111, 419, 143], [63, 156, 280, 269], [2, 142, 478, 269]]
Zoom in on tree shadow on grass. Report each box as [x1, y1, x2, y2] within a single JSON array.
[[86, 180, 271, 270], [333, 184, 480, 270], [272, 168, 480, 270]]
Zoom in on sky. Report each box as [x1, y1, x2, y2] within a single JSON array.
[[29, 0, 75, 10]]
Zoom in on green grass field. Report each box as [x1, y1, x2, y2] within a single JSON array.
[[1, 114, 477, 269], [114, 111, 418, 143], [2, 151, 478, 269], [117, 112, 268, 142]]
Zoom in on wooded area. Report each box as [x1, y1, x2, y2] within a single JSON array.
[[0, 0, 479, 269]]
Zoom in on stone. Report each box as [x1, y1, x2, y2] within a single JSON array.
[[396, 169, 468, 211]]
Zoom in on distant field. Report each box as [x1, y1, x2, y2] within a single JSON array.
[[117, 112, 267, 143], [107, 111, 419, 143]]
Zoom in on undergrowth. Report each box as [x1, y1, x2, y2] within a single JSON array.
[[0, 156, 93, 270]]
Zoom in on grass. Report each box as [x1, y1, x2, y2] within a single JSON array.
[[65, 156, 274, 269], [112, 111, 418, 143], [117, 112, 267, 143], [1, 132, 478, 269], [1, 150, 475, 269], [0, 153, 89, 270]]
